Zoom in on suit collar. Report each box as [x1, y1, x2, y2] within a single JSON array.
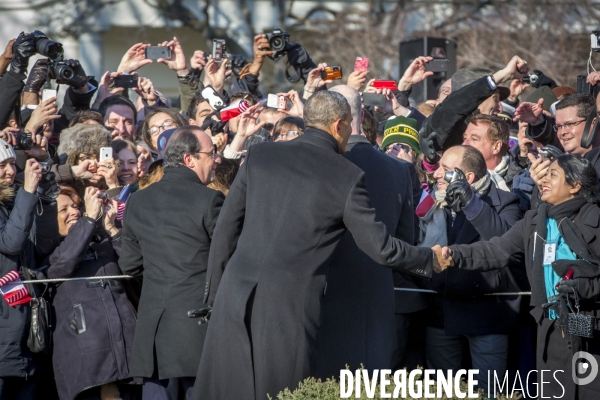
[[300, 128, 341, 154], [162, 166, 203, 185]]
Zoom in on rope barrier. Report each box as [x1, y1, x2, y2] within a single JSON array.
[[394, 287, 532, 296], [21, 275, 135, 284]]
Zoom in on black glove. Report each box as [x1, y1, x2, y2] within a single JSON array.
[[556, 279, 580, 295], [36, 160, 60, 204], [53, 59, 89, 87], [10, 32, 36, 75], [444, 168, 472, 213], [419, 128, 437, 161], [24, 59, 49, 93], [529, 70, 557, 89]]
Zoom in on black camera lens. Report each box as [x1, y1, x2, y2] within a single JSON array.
[[36, 38, 63, 60], [333, 67, 338, 72], [53, 63, 74, 81], [270, 36, 285, 51]]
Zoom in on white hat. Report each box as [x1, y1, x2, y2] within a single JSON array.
[[0, 139, 17, 164]]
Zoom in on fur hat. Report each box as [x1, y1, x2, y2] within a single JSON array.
[[57, 123, 112, 165]]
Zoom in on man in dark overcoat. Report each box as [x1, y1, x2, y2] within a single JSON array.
[[315, 85, 420, 378], [120, 127, 224, 399], [194, 91, 434, 400]]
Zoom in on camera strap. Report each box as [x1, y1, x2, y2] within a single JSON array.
[[581, 106, 599, 149]]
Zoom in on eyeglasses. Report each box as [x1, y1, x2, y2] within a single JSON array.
[[197, 145, 218, 159], [553, 119, 586, 132], [148, 120, 178, 136], [273, 130, 299, 142]]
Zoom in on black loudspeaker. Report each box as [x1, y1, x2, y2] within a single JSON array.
[[399, 37, 457, 104]]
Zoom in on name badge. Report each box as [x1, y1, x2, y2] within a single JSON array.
[[543, 243, 557, 264]]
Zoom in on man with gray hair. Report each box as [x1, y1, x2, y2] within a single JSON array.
[[120, 126, 223, 400], [194, 90, 435, 400]]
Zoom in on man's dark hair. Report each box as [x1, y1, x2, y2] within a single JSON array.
[[68, 110, 104, 127], [555, 154, 600, 204], [555, 94, 595, 118], [468, 114, 510, 156], [304, 90, 350, 130], [460, 145, 487, 181], [98, 96, 137, 124], [188, 91, 208, 119], [163, 126, 202, 168], [362, 109, 378, 145], [230, 92, 258, 106]]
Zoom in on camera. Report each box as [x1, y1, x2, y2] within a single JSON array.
[[592, 30, 600, 52], [521, 72, 539, 85], [33, 31, 78, 84], [538, 145, 563, 162], [444, 171, 456, 183], [266, 28, 290, 52], [14, 131, 34, 150], [34, 32, 63, 61]]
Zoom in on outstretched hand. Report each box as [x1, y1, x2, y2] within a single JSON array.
[[432, 245, 454, 273]]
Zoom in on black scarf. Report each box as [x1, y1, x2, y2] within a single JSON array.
[[532, 196, 599, 306]]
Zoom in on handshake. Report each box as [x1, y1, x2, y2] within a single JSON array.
[[431, 244, 454, 273]]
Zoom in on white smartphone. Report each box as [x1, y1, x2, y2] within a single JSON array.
[[267, 94, 278, 108], [41, 89, 57, 104], [99, 147, 113, 162]]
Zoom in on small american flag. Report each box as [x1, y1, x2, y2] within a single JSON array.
[[0, 270, 31, 307]]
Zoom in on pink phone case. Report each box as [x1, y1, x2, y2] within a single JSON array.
[[354, 57, 369, 72]]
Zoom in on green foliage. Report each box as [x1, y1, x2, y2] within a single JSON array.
[[273, 368, 523, 400]]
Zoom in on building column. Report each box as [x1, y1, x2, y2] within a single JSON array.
[[78, 31, 104, 81]]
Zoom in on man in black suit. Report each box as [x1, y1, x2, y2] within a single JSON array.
[[420, 145, 523, 391], [120, 126, 224, 400], [315, 85, 421, 377], [194, 91, 434, 400]]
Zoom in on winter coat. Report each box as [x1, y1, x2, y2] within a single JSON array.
[[119, 166, 225, 379], [450, 202, 600, 399], [421, 77, 498, 152], [46, 217, 136, 400], [0, 185, 57, 378], [422, 183, 525, 336], [315, 135, 421, 378], [195, 128, 434, 400]]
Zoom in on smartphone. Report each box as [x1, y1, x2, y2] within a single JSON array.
[[354, 57, 369, 72], [424, 59, 449, 73], [213, 39, 226, 64], [41, 89, 57, 104], [113, 75, 138, 89], [361, 93, 386, 107], [320, 66, 343, 80], [267, 94, 279, 108], [372, 80, 398, 91], [99, 147, 113, 162], [145, 46, 171, 60], [201, 85, 226, 110]]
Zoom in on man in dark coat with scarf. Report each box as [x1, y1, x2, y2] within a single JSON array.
[[120, 127, 224, 399], [195, 90, 434, 400], [315, 85, 420, 378]]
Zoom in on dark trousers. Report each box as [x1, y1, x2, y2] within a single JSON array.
[[426, 326, 508, 392], [142, 378, 195, 400], [0, 376, 39, 400]]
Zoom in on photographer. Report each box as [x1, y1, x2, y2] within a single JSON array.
[[420, 145, 523, 392], [45, 186, 138, 400], [0, 32, 39, 129], [0, 140, 58, 398]]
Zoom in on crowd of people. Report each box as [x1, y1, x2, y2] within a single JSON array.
[[0, 26, 600, 400]]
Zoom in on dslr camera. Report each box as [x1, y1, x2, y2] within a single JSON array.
[[266, 28, 291, 60], [521, 72, 539, 85], [33, 31, 77, 83]]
